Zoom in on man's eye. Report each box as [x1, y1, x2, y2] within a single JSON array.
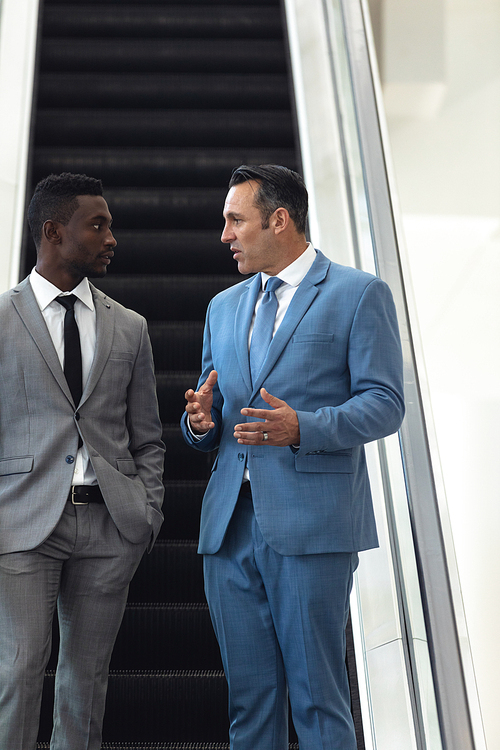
[[93, 224, 101, 230]]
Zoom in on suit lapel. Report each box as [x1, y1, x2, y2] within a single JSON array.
[[11, 278, 74, 404], [234, 273, 261, 393], [250, 251, 330, 398], [80, 284, 115, 405]]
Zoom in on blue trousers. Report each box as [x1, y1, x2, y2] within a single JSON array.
[[204, 486, 359, 750]]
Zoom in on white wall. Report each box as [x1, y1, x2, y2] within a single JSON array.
[[371, 0, 500, 746], [0, 0, 40, 292]]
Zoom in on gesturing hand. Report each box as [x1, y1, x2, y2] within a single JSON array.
[[234, 388, 300, 447], [185, 370, 218, 434]]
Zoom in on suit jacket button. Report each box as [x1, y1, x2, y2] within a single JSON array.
[[66, 455, 75, 464], [75, 412, 80, 421], [238, 453, 244, 461]]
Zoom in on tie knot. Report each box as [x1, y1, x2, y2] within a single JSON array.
[[56, 294, 77, 312], [264, 277, 282, 294]]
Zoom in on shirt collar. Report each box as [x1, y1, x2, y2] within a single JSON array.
[[260, 242, 316, 290], [29, 268, 95, 312]]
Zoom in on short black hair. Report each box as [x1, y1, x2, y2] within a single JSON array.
[[228, 164, 308, 235], [28, 172, 103, 248]]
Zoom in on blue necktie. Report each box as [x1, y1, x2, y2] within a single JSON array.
[[250, 276, 283, 385]]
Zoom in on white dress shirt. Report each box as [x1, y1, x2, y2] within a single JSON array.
[[249, 242, 317, 344], [29, 268, 98, 485], [190, 243, 317, 477]]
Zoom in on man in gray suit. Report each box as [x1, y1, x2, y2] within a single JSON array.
[[0, 173, 165, 749]]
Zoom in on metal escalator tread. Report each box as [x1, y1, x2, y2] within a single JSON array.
[[94, 274, 239, 320], [38, 73, 291, 109], [43, 5, 283, 39], [33, 147, 297, 185], [35, 109, 293, 148], [40, 38, 288, 74]]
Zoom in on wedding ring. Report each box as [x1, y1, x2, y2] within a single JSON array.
[[262, 431, 269, 441]]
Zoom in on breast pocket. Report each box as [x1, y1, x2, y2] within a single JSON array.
[[290, 331, 346, 393], [106, 352, 134, 392], [292, 333, 334, 344]]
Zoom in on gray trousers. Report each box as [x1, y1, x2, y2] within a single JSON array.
[[0, 499, 147, 750]]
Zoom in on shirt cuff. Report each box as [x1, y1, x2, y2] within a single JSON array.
[[187, 419, 210, 441]]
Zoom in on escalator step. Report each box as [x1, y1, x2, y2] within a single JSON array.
[[104, 671, 228, 742], [111, 232, 234, 276], [104, 188, 227, 230], [40, 672, 300, 745], [39, 745, 231, 750], [32, 146, 296, 187], [159, 480, 206, 541], [162, 425, 216, 482], [24, 229, 234, 280], [45, 0, 278, 4], [155, 371, 202, 423], [39, 745, 299, 750], [90, 188, 225, 231], [110, 604, 222, 670], [39, 745, 232, 750], [35, 109, 294, 148], [38, 74, 291, 109], [94, 275, 238, 320], [149, 323, 204, 371], [128, 540, 205, 603], [46, 604, 221, 672], [40, 670, 229, 742], [40, 39, 287, 74], [43, 6, 282, 39]]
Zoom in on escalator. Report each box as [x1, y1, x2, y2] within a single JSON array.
[[24, 0, 362, 746]]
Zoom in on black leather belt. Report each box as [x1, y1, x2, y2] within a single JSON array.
[[68, 485, 105, 505], [240, 480, 251, 495]]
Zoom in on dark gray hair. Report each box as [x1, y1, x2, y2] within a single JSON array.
[[229, 164, 308, 235]]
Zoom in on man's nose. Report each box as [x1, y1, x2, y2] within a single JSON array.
[[220, 223, 234, 244], [106, 230, 117, 247]]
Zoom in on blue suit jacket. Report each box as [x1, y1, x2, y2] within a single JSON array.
[[181, 250, 404, 556]]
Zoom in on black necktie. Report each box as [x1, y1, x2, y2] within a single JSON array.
[[56, 294, 83, 406]]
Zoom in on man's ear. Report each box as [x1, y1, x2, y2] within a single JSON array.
[[42, 220, 63, 245], [272, 207, 290, 235]]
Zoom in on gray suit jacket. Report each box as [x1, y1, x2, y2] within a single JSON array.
[[0, 277, 165, 554]]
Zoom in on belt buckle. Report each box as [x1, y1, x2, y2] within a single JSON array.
[[71, 486, 88, 505]]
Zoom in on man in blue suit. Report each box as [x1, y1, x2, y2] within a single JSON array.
[[182, 164, 404, 749]]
